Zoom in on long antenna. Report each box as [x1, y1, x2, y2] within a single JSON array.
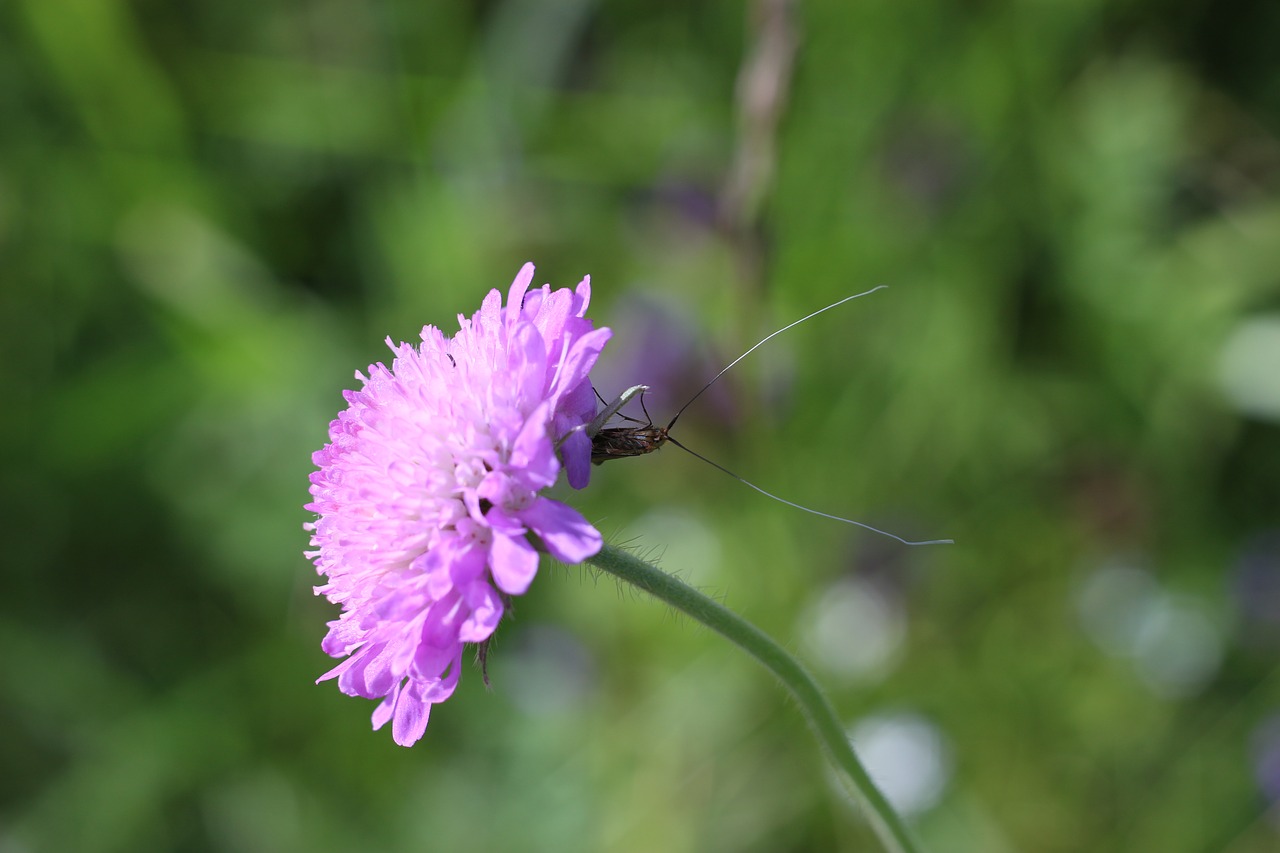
[[666, 285, 888, 431], [667, 436, 953, 546]]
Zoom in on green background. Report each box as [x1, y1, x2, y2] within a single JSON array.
[[5, 1, 1280, 850]]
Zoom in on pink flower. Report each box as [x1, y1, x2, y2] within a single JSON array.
[[305, 264, 611, 746]]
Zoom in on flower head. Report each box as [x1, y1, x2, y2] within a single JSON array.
[[305, 263, 610, 746]]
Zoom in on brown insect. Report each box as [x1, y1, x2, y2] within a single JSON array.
[[590, 423, 669, 464], [586, 287, 952, 546], [588, 383, 674, 464]]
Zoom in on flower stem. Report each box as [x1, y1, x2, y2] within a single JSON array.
[[584, 543, 922, 853]]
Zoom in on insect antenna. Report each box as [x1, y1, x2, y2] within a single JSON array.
[[665, 285, 887, 432], [589, 287, 950, 545], [655, 284, 950, 546], [664, 435, 953, 546]]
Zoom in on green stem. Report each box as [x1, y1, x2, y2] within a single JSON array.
[[585, 542, 922, 853]]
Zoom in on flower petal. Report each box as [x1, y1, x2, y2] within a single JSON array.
[[391, 681, 431, 747], [522, 497, 603, 563], [506, 262, 536, 324], [459, 580, 504, 642], [511, 402, 558, 490], [307, 263, 608, 745], [548, 326, 612, 407], [573, 275, 592, 315], [560, 427, 592, 490], [530, 286, 572, 352], [372, 683, 398, 731], [490, 531, 540, 595]]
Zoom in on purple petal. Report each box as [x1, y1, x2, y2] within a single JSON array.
[[423, 649, 463, 703], [549, 327, 612, 406], [490, 531, 540, 594], [391, 681, 431, 746], [371, 684, 399, 731], [508, 322, 550, 408], [573, 275, 592, 315], [521, 286, 546, 317], [477, 470, 516, 509], [421, 538, 485, 600], [506, 262, 536, 323], [449, 538, 489, 588], [561, 428, 591, 490], [531, 287, 572, 350], [321, 614, 365, 657], [511, 402, 558, 490], [484, 505, 525, 536], [420, 593, 465, 651], [412, 637, 460, 682], [317, 653, 359, 685], [459, 580, 504, 642], [476, 288, 503, 331], [558, 375, 599, 428], [522, 497, 602, 563], [341, 641, 398, 698], [307, 262, 612, 745]]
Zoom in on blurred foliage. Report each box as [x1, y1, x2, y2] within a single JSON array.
[[4, 0, 1280, 851]]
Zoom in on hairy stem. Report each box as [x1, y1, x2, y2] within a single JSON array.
[[584, 543, 922, 853]]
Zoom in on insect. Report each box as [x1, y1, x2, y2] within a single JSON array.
[[585, 286, 952, 546], [588, 386, 667, 464]]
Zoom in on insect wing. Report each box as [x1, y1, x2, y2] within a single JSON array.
[[590, 427, 668, 465]]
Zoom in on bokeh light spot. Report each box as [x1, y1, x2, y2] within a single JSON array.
[[849, 711, 952, 817], [800, 577, 905, 684]]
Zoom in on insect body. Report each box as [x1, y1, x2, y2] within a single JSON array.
[[590, 425, 668, 464], [587, 382, 672, 464], [588, 286, 952, 546]]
